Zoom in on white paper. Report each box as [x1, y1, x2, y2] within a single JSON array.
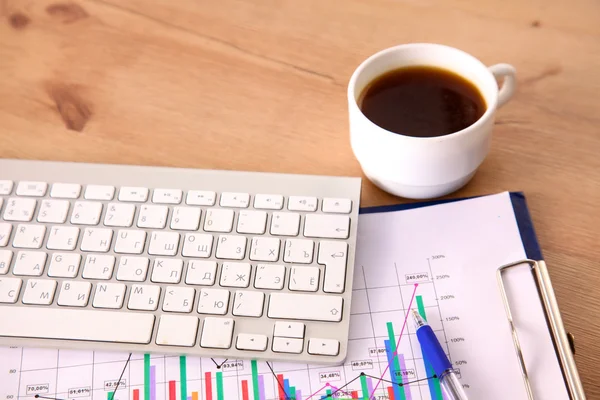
[[0, 192, 569, 400]]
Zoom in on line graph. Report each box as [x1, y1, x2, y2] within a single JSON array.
[[1, 255, 467, 400]]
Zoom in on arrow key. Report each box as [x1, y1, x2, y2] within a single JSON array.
[[303, 214, 350, 239], [273, 321, 305, 338], [308, 338, 340, 356], [273, 337, 304, 354], [236, 333, 268, 351]]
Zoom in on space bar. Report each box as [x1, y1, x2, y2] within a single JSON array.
[[0, 306, 155, 344]]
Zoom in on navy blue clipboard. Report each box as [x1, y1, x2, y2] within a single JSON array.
[[359, 191, 585, 399], [359, 191, 542, 261]]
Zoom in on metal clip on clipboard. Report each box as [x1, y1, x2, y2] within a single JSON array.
[[496, 259, 586, 400]]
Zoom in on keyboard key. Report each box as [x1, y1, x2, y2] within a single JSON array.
[[148, 231, 180, 256], [0, 180, 13, 195], [47, 253, 81, 278], [3, 198, 36, 222], [254, 264, 285, 290], [0, 277, 21, 303], [253, 194, 283, 210], [0, 223, 11, 247], [220, 262, 251, 288], [185, 260, 217, 285], [104, 203, 136, 227], [71, 201, 102, 225], [0, 250, 12, 274], [0, 306, 154, 343], [162, 286, 195, 313], [249, 237, 280, 262], [236, 333, 268, 351], [93, 283, 126, 309], [216, 235, 246, 260], [198, 288, 230, 315], [13, 251, 47, 276], [151, 258, 183, 283], [289, 266, 320, 292], [118, 187, 149, 202], [182, 233, 213, 258], [156, 315, 198, 346], [283, 239, 314, 263], [50, 183, 81, 199], [16, 181, 47, 197], [46, 226, 80, 251], [237, 210, 267, 234], [272, 337, 303, 353], [308, 338, 340, 356], [288, 196, 317, 212], [186, 190, 216, 206], [170, 207, 201, 230], [37, 200, 70, 223], [114, 230, 146, 254], [203, 209, 234, 232], [22, 279, 57, 305], [57, 281, 91, 307], [12, 224, 46, 249], [116, 256, 149, 282], [220, 192, 250, 208], [82, 255, 115, 279], [80, 228, 113, 252], [304, 214, 350, 239], [128, 284, 161, 311], [318, 241, 348, 293], [322, 198, 352, 214], [274, 321, 305, 338], [200, 317, 234, 349], [84, 185, 115, 201], [152, 188, 182, 204], [270, 212, 300, 236], [232, 290, 264, 317], [138, 205, 168, 229], [268, 293, 343, 322]]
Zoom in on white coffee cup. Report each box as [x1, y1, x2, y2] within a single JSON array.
[[348, 43, 516, 199]]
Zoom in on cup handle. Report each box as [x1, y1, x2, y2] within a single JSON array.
[[488, 63, 516, 108]]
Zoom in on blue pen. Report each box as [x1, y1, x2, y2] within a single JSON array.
[[412, 309, 469, 400]]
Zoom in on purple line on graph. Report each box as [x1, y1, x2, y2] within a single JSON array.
[[398, 354, 412, 400], [150, 366, 156, 400], [258, 374, 266, 400]]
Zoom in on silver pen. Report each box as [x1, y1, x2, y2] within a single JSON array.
[[412, 309, 469, 400]]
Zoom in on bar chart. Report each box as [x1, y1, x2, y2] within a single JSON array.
[[1, 253, 471, 400]]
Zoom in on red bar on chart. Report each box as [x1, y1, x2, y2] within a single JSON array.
[[387, 386, 396, 400], [277, 374, 286, 400], [205, 372, 213, 400], [351, 391, 359, 399], [169, 381, 176, 400], [133, 389, 140, 400], [241, 380, 250, 400]]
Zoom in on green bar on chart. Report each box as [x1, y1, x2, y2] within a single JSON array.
[[216, 371, 225, 400], [180, 356, 187, 400], [290, 386, 296, 400], [360, 374, 369, 400], [251, 360, 260, 400], [107, 392, 114, 400], [386, 322, 407, 400], [416, 295, 444, 400], [144, 354, 151, 400]]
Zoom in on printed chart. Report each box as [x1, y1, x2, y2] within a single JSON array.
[[1, 255, 467, 400]]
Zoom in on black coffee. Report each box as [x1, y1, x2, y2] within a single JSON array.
[[357, 65, 486, 137]]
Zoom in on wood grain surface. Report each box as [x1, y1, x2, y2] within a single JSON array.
[[1, 0, 599, 396]]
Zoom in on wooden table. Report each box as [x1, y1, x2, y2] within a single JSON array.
[[1, 0, 599, 396]]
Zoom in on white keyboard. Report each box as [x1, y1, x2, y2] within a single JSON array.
[[0, 159, 361, 364]]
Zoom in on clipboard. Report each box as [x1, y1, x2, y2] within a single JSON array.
[[360, 191, 586, 399]]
